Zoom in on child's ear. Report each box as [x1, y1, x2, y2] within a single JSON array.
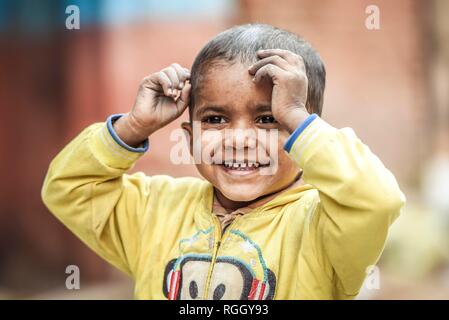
[[181, 121, 193, 156]]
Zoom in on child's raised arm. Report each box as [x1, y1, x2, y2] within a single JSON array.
[[249, 49, 405, 298], [113, 63, 190, 147], [286, 118, 405, 298], [41, 64, 192, 277]]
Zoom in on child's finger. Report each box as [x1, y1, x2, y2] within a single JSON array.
[[161, 66, 180, 96], [253, 63, 284, 84], [258, 49, 306, 73], [183, 68, 191, 82], [176, 81, 191, 111], [257, 48, 301, 65], [171, 63, 190, 89], [248, 55, 289, 75], [154, 72, 173, 96]]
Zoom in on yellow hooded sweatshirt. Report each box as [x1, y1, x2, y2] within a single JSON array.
[[41, 114, 405, 300]]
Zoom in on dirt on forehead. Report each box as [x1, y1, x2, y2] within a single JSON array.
[[193, 58, 254, 87], [189, 59, 255, 115]]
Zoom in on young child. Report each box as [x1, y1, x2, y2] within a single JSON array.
[[42, 24, 405, 300]]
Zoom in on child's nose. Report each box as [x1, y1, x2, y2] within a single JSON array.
[[224, 129, 257, 150]]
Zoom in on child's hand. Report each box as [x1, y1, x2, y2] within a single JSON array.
[[248, 49, 310, 133], [114, 64, 191, 147]]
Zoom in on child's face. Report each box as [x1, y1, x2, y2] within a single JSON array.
[[184, 61, 301, 202]]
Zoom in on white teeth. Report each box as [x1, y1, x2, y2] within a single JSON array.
[[222, 161, 263, 169]]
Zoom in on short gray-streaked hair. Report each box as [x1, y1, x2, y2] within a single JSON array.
[[190, 24, 326, 117]]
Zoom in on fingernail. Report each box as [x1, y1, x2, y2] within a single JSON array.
[[179, 83, 184, 89]]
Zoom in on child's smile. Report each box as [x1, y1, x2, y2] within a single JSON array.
[[182, 61, 301, 206], [221, 160, 269, 174], [215, 154, 272, 178]]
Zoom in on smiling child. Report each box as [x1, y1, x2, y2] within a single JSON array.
[[42, 24, 405, 300]]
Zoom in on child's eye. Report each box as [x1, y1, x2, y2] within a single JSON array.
[[204, 116, 226, 124], [257, 116, 277, 124]]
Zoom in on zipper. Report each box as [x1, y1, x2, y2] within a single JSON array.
[[203, 215, 221, 299], [203, 214, 241, 299]]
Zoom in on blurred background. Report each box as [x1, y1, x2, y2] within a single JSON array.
[[0, 0, 448, 299]]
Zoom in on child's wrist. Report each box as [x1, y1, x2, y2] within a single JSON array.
[[279, 109, 311, 133], [113, 114, 152, 148]]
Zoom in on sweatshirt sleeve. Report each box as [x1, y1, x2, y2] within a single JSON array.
[[285, 114, 406, 298], [41, 115, 150, 277]]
